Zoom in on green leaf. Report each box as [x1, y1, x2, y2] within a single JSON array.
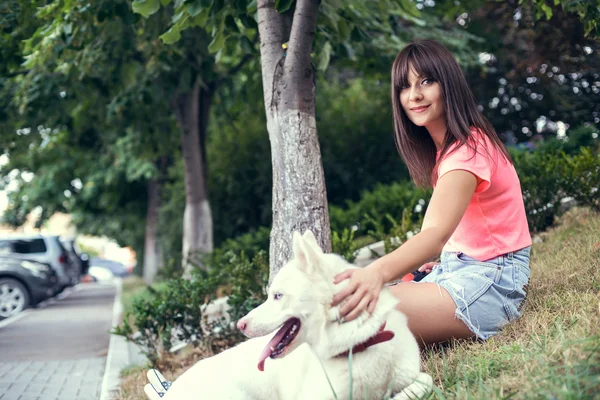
[[160, 26, 182, 44], [246, 0, 257, 13], [275, 0, 294, 13], [317, 41, 332, 71], [191, 7, 210, 26], [208, 31, 226, 54], [338, 19, 350, 42], [36, 2, 60, 19], [160, 0, 172, 5], [187, 1, 204, 17], [399, 0, 421, 18], [541, 3, 553, 20], [132, 0, 161, 18]]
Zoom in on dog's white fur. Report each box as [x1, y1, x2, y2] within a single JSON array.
[[154, 231, 432, 400]]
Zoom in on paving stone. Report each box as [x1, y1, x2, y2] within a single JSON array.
[[0, 357, 105, 400]]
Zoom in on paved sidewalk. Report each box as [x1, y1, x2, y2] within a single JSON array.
[[0, 283, 117, 400], [0, 358, 105, 400]]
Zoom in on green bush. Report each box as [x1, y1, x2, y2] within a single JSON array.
[[535, 123, 599, 155], [513, 145, 600, 232], [223, 250, 269, 322], [366, 207, 424, 255], [331, 228, 361, 263], [560, 147, 600, 212], [330, 181, 431, 236], [512, 148, 568, 233], [113, 230, 270, 366], [112, 275, 221, 365]]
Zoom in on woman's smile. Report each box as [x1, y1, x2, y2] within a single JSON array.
[[410, 105, 431, 113]]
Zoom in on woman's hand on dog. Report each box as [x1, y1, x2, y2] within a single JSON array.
[[331, 266, 385, 322]]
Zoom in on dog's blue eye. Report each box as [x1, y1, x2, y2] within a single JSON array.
[[274, 293, 283, 300]]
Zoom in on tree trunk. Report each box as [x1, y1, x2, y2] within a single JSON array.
[[143, 178, 161, 284], [257, 0, 331, 281], [173, 79, 214, 277]]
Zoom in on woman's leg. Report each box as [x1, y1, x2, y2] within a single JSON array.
[[388, 282, 474, 346]]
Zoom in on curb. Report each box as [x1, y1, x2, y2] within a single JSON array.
[[100, 278, 127, 400]]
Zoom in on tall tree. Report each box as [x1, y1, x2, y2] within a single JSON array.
[[0, 0, 176, 280], [3, 0, 260, 279]]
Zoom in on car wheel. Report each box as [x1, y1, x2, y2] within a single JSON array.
[[0, 278, 30, 320]]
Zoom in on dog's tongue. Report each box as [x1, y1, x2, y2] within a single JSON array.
[[257, 319, 293, 371]]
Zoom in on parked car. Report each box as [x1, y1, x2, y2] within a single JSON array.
[[0, 235, 80, 291], [0, 256, 58, 320], [60, 237, 90, 276], [89, 257, 130, 278]]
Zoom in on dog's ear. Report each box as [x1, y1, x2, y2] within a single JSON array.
[[302, 230, 323, 254], [292, 231, 321, 278]]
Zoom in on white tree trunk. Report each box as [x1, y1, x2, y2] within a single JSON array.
[[143, 178, 161, 284], [182, 199, 213, 271], [174, 80, 214, 277], [267, 111, 331, 274], [257, 0, 331, 281]]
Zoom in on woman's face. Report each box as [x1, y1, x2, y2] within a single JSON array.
[[399, 67, 446, 133]]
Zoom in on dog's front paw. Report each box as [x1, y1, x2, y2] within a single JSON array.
[[144, 369, 172, 400]]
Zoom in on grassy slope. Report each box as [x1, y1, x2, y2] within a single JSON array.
[[423, 208, 600, 399], [116, 208, 600, 400]]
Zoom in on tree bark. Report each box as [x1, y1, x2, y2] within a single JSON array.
[[173, 79, 214, 277], [143, 178, 161, 284], [257, 0, 331, 281]]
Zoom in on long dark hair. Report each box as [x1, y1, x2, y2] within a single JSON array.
[[391, 40, 511, 188]]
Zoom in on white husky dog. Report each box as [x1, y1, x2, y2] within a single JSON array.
[[144, 230, 432, 400]]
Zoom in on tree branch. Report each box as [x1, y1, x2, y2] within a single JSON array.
[[256, 0, 292, 108], [284, 0, 320, 80]]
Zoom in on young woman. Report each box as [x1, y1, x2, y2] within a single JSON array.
[[331, 40, 532, 346]]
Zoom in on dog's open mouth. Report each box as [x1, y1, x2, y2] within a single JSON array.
[[257, 317, 301, 371]]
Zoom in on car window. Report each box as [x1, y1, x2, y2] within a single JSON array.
[[1, 239, 48, 254]]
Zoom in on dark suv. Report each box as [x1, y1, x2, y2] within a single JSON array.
[[0, 256, 57, 320], [0, 235, 80, 291]]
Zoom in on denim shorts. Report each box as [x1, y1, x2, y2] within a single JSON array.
[[419, 247, 531, 340]]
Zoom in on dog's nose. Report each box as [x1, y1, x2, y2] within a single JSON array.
[[237, 319, 247, 332]]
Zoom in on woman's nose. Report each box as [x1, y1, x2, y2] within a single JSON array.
[[409, 87, 423, 102]]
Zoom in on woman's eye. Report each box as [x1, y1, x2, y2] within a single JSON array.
[[422, 78, 433, 85], [274, 293, 283, 300]]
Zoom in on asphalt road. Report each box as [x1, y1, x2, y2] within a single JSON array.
[[0, 282, 116, 361]]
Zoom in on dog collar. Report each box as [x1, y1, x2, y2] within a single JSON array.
[[335, 321, 395, 358]]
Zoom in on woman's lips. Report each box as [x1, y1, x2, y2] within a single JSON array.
[[410, 105, 430, 113]]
